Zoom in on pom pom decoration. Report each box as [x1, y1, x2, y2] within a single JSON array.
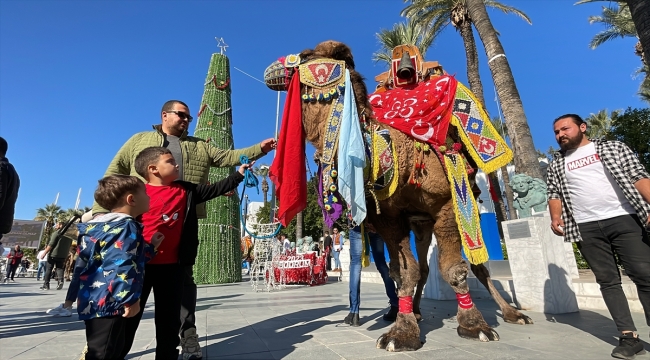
[[329, 184, 337, 192], [330, 169, 338, 178]]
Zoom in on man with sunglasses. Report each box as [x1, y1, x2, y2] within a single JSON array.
[[88, 99, 276, 360]]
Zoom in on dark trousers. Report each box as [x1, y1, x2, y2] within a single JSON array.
[[85, 316, 126, 360], [180, 265, 197, 338], [119, 263, 183, 360], [5, 263, 18, 280], [43, 257, 64, 287], [577, 214, 650, 332]]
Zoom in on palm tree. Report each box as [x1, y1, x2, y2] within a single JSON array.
[[255, 165, 270, 206], [465, 0, 542, 179], [372, 18, 436, 65], [402, 0, 531, 106], [490, 117, 516, 220], [575, 1, 645, 65], [34, 203, 63, 248], [35, 203, 63, 225], [622, 0, 650, 67], [585, 108, 621, 139]]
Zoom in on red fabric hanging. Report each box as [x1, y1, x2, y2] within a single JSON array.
[[269, 73, 307, 227]]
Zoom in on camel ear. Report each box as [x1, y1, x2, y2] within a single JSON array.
[[299, 49, 315, 61], [330, 42, 355, 69]]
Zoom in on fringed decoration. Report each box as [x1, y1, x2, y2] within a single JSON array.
[[444, 153, 489, 265], [450, 82, 512, 174]]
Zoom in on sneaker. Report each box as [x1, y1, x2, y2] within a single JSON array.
[[56, 281, 64, 290], [46, 303, 69, 315], [383, 306, 399, 322], [181, 328, 203, 360], [10, 279, 15, 283], [40, 285, 50, 291], [56, 307, 72, 317], [612, 333, 646, 359]]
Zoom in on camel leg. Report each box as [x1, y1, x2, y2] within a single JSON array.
[[410, 219, 434, 322], [375, 216, 423, 352], [434, 201, 499, 342], [470, 263, 533, 325]]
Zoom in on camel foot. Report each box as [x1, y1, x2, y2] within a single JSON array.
[[376, 313, 423, 352], [456, 307, 500, 342], [502, 307, 534, 325]]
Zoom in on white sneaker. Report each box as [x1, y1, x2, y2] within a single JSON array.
[[46, 303, 72, 316], [181, 328, 203, 360]]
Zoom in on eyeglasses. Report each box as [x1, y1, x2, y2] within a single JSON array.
[[166, 110, 193, 122]]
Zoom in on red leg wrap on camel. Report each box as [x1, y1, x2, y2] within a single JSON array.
[[456, 292, 473, 309], [399, 296, 413, 313]]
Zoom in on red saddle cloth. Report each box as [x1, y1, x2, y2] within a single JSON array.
[[370, 75, 458, 147]]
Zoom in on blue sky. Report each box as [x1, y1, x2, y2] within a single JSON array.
[[0, 0, 646, 221]]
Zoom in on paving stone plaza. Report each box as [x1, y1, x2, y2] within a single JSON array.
[[1, 274, 649, 360]]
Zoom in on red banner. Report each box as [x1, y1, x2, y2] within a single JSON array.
[[370, 75, 458, 147]]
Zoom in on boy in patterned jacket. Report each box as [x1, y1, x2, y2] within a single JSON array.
[[117, 147, 252, 360], [76, 175, 164, 360]]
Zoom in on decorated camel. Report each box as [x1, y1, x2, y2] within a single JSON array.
[[264, 41, 533, 352]]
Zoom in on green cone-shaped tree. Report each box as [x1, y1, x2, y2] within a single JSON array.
[[193, 53, 242, 284]]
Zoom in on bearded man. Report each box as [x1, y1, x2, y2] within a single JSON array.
[[547, 114, 650, 359]]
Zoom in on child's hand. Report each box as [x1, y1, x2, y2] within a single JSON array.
[[238, 161, 255, 175], [123, 300, 140, 318], [150, 232, 165, 249]]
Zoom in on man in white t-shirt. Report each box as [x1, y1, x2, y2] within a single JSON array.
[[547, 114, 650, 359], [36, 249, 48, 281]]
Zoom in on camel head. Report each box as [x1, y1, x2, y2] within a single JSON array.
[[263, 40, 372, 161]]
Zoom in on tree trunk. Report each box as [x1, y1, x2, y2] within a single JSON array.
[[466, 0, 542, 179], [459, 16, 509, 223], [296, 211, 304, 240], [628, 0, 650, 69], [501, 165, 517, 219], [459, 19, 485, 106]]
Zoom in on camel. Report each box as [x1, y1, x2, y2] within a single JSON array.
[[263, 40, 533, 352]]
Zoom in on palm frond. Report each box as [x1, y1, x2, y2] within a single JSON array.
[[484, 1, 532, 24]]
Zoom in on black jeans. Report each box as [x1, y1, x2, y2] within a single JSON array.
[[577, 214, 650, 332], [180, 265, 197, 338], [119, 263, 183, 360], [43, 257, 64, 287], [5, 263, 18, 280], [85, 316, 126, 360]]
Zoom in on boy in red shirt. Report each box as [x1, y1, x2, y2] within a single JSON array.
[[119, 147, 252, 359]]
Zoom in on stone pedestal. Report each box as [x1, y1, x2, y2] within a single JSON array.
[[503, 212, 579, 314]]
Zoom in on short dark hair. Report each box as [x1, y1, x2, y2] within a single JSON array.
[[0, 137, 7, 156], [94, 175, 143, 211], [134, 147, 172, 179], [161, 100, 189, 113], [553, 114, 585, 126]]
